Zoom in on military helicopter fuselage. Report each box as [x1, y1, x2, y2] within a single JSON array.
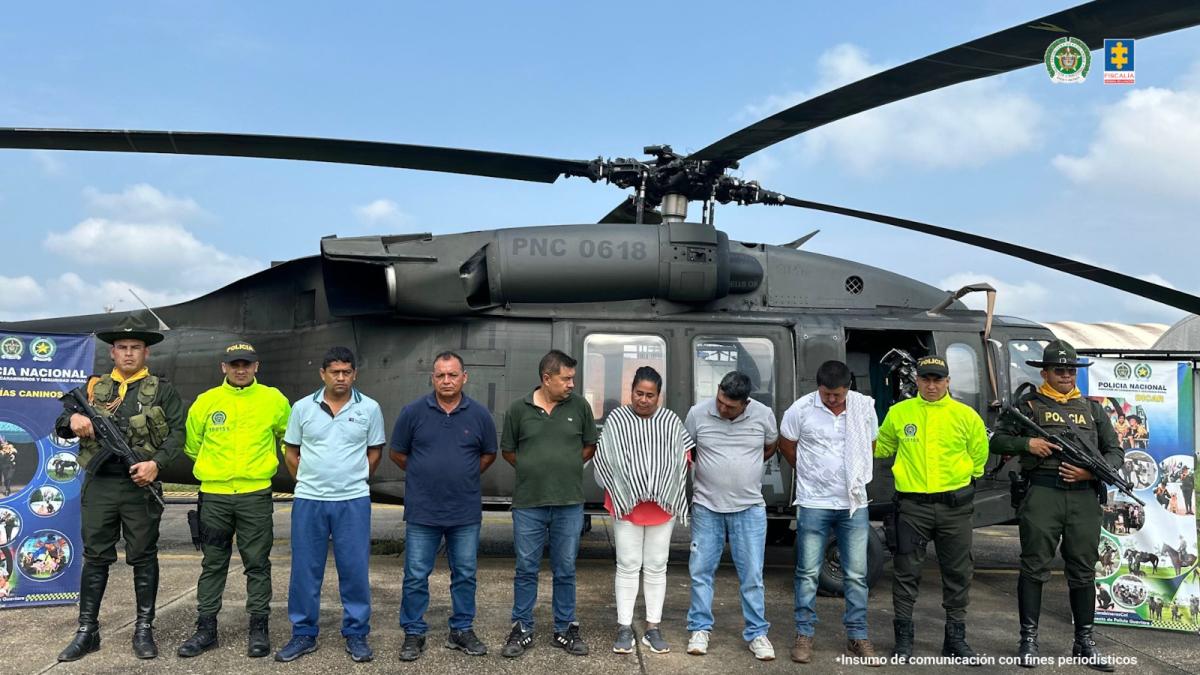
[[4, 221, 1054, 532]]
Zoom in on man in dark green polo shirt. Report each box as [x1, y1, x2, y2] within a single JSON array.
[[500, 350, 598, 659]]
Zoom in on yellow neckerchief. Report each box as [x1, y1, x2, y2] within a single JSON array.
[[110, 367, 150, 402], [1039, 381, 1081, 404]]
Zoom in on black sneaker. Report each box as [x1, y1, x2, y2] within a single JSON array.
[[398, 634, 425, 662], [553, 623, 589, 656], [501, 623, 534, 658], [446, 629, 487, 656]]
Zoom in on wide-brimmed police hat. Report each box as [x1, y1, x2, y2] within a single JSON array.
[[95, 315, 164, 347], [1025, 339, 1091, 369]]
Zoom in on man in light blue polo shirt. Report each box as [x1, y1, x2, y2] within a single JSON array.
[[275, 346, 385, 664]]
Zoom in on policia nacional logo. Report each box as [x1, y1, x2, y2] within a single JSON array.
[[0, 336, 22, 360], [1045, 37, 1091, 83], [211, 411, 228, 426], [903, 424, 918, 437], [1114, 362, 1133, 380], [30, 337, 56, 362]]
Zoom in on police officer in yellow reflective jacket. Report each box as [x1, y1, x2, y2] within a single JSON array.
[[874, 355, 988, 663], [56, 319, 185, 662], [177, 342, 290, 659], [990, 340, 1121, 672]]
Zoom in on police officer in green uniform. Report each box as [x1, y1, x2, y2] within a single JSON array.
[[991, 340, 1120, 672], [874, 355, 989, 663], [177, 342, 290, 658], [55, 320, 185, 662]]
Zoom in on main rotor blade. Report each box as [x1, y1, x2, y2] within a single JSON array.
[[692, 0, 1200, 164], [598, 197, 663, 224], [0, 128, 597, 183], [781, 196, 1200, 315]]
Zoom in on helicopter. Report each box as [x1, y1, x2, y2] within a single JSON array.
[[3, 0, 1200, 594]]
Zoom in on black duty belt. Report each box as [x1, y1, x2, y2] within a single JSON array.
[[896, 482, 975, 506], [1028, 473, 1095, 491], [93, 458, 130, 478]]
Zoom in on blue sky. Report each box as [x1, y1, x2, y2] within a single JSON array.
[[2, 1, 1198, 326]]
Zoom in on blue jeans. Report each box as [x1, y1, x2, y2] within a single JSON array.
[[288, 496, 372, 637], [400, 522, 481, 635], [687, 503, 769, 640], [511, 504, 583, 632], [794, 506, 869, 639]]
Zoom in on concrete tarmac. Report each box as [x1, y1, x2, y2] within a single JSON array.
[[4, 503, 1198, 675]]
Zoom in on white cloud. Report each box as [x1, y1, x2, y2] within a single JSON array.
[[0, 275, 48, 314], [47, 273, 195, 315], [1135, 273, 1176, 290], [354, 198, 412, 230], [740, 44, 1043, 174], [83, 184, 204, 223], [31, 150, 65, 176], [0, 273, 198, 321], [1118, 273, 1188, 324], [0, 183, 266, 320], [1052, 86, 1200, 200], [938, 272, 1050, 319], [43, 218, 262, 291]]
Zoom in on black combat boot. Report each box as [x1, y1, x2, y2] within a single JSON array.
[[177, 614, 219, 657], [1069, 586, 1115, 672], [131, 562, 159, 659], [1017, 575, 1042, 668], [892, 618, 914, 660], [247, 614, 271, 658], [58, 564, 109, 662], [942, 621, 979, 664]]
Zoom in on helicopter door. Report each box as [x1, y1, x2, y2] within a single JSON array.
[[843, 329, 934, 421]]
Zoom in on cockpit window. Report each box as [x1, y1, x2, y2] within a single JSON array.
[[582, 333, 667, 424], [693, 337, 775, 410], [1008, 339, 1049, 395]]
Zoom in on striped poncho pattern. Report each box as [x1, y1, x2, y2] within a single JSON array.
[[593, 405, 693, 526]]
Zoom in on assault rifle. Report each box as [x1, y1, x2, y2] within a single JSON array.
[[1001, 401, 1144, 506], [61, 387, 166, 508]]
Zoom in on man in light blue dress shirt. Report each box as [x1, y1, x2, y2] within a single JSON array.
[[274, 346, 385, 664]]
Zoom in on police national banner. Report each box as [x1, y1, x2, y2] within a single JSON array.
[[1080, 359, 1199, 632], [0, 333, 94, 608]]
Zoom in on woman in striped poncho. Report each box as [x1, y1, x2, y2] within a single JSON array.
[[593, 366, 693, 656]]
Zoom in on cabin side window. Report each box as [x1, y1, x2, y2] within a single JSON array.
[[581, 333, 667, 424], [945, 342, 980, 409], [1007, 339, 1050, 396], [692, 337, 775, 410]]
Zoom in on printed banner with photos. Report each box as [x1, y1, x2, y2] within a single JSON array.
[[1080, 359, 1198, 632], [0, 332, 95, 608]]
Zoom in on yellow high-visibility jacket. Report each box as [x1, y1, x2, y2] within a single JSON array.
[[874, 394, 988, 494], [185, 379, 290, 494]]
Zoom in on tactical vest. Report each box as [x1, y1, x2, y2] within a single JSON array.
[[78, 375, 171, 469], [1018, 393, 1101, 473]]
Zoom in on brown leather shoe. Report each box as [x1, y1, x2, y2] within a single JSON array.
[[847, 639, 882, 667], [790, 635, 813, 663]]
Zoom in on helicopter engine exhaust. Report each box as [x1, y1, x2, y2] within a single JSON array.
[[321, 223, 762, 317]]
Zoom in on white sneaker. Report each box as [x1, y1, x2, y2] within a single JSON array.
[[748, 635, 775, 661], [687, 630, 710, 656]]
